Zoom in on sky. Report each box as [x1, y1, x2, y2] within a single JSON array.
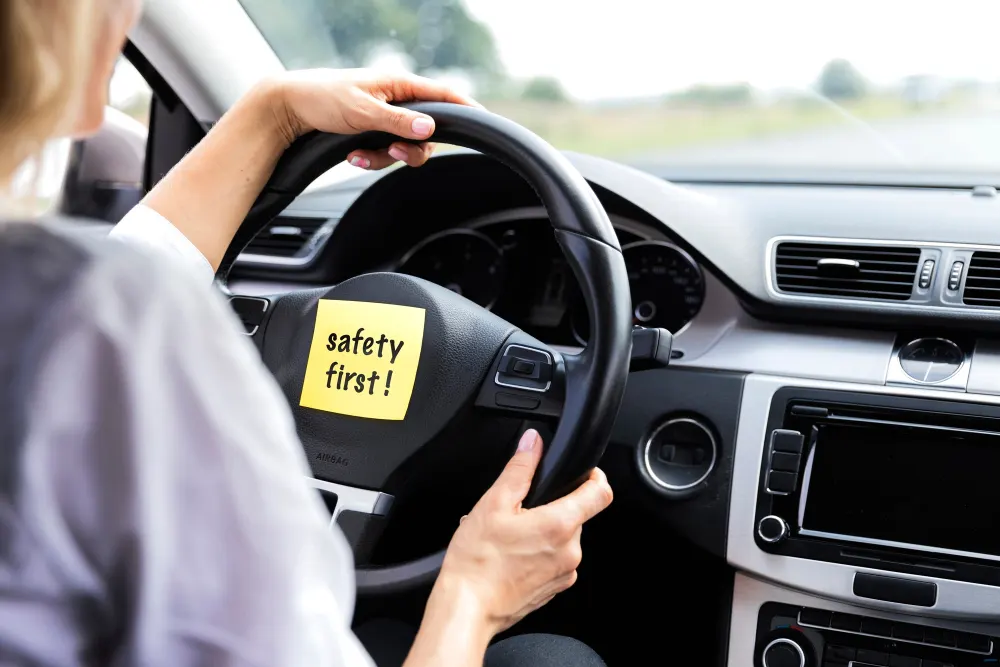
[[463, 0, 1000, 100]]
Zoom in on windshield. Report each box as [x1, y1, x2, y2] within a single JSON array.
[[240, 0, 1000, 178]]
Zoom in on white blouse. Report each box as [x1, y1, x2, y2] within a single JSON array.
[[4, 206, 373, 666]]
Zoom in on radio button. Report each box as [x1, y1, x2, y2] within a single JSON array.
[[798, 609, 832, 628], [771, 429, 804, 454], [856, 649, 888, 665], [888, 656, 920, 667], [766, 470, 798, 494], [825, 644, 856, 662], [955, 632, 992, 653], [891, 623, 924, 642], [771, 452, 801, 472], [860, 618, 893, 638], [831, 613, 863, 632], [758, 515, 789, 543], [922, 628, 955, 648]]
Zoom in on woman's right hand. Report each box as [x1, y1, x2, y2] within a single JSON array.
[[436, 428, 614, 634]]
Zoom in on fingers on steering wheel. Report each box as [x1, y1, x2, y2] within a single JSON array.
[[347, 142, 435, 170], [539, 467, 614, 526]]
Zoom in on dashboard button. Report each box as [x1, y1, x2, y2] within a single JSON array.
[[922, 628, 955, 648], [891, 623, 924, 642], [948, 261, 964, 291], [766, 471, 798, 494], [922, 661, 953, 667], [918, 259, 935, 289], [826, 644, 856, 662], [770, 452, 801, 472], [831, 613, 863, 632], [798, 609, 833, 627], [888, 656, 920, 667], [856, 649, 889, 665], [771, 429, 804, 454], [860, 618, 893, 637], [955, 632, 991, 653]]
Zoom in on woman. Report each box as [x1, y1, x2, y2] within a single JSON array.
[[0, 2, 613, 666]]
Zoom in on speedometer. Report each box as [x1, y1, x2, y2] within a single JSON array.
[[572, 239, 704, 344], [395, 229, 505, 309], [622, 241, 704, 333]]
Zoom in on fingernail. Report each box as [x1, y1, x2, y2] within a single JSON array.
[[517, 429, 538, 453], [388, 146, 408, 162], [411, 117, 434, 137], [349, 156, 370, 169]]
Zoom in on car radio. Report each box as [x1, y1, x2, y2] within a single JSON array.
[[754, 387, 1000, 592]]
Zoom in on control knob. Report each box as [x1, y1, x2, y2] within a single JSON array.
[[762, 638, 806, 667], [758, 515, 789, 544]]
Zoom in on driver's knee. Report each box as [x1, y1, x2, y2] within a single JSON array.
[[485, 633, 606, 667]]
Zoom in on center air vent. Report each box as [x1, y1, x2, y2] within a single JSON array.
[[775, 242, 921, 301], [963, 251, 1000, 306], [243, 216, 328, 258]]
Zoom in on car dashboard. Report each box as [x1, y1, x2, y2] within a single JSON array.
[[229, 151, 1000, 667]]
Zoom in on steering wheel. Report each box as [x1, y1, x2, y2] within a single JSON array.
[[219, 102, 632, 594]]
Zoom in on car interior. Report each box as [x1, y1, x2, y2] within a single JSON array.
[[62, 2, 1000, 665]]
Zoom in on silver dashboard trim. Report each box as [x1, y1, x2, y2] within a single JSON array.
[[764, 235, 1000, 313], [729, 373, 1000, 620], [797, 528, 1000, 566], [307, 478, 384, 523], [885, 336, 970, 390], [641, 417, 718, 491]]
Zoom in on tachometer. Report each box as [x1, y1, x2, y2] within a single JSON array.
[[622, 241, 704, 333], [395, 229, 505, 309]]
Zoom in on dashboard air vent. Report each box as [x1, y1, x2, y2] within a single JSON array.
[[243, 216, 327, 257], [963, 251, 1000, 306], [775, 242, 921, 301]]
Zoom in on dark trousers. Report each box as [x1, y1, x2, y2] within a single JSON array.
[[355, 619, 606, 667]]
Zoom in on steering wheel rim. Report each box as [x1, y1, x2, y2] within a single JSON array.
[[221, 102, 633, 593]]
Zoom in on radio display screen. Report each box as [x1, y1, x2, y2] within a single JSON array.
[[800, 422, 1000, 558]]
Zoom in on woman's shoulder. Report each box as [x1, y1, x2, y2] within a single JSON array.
[[0, 218, 234, 351]]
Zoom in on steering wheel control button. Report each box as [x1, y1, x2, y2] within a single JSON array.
[[762, 638, 806, 667], [495, 345, 553, 392], [948, 260, 965, 290], [918, 259, 936, 289], [229, 296, 269, 335], [758, 515, 789, 544], [770, 429, 804, 454], [766, 470, 798, 495], [494, 392, 540, 411], [641, 417, 717, 494]]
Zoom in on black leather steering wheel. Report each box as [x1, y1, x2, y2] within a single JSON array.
[[220, 102, 632, 594]]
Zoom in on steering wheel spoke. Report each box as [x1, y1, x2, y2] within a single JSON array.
[[474, 331, 565, 420]]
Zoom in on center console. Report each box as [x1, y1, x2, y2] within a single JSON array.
[[754, 387, 1000, 592]]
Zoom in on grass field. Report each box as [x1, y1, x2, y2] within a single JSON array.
[[476, 94, 983, 158]]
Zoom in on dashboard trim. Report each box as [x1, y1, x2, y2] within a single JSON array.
[[729, 373, 1000, 620]]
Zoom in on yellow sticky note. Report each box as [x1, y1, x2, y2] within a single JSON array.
[[299, 299, 426, 421]]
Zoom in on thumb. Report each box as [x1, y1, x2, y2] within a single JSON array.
[[491, 429, 544, 506], [369, 98, 436, 140]]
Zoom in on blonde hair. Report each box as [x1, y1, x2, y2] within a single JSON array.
[[0, 0, 98, 191]]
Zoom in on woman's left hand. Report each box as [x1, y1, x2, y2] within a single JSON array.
[[267, 68, 480, 170]]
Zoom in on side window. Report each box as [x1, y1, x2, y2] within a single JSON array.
[[109, 56, 153, 128], [59, 56, 153, 222]]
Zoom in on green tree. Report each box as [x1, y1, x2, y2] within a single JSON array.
[[521, 76, 569, 102], [817, 59, 867, 100], [240, 0, 501, 76]]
